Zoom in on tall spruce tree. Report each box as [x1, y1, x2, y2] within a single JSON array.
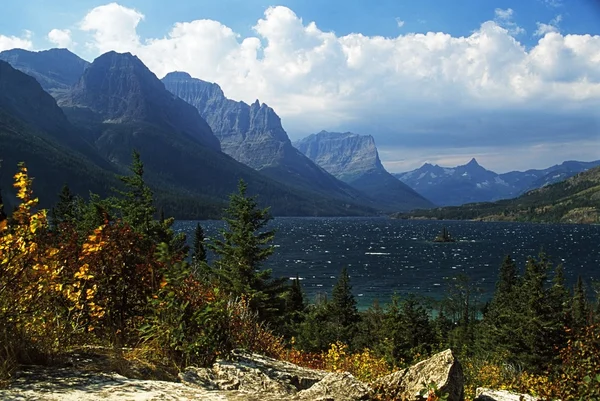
[[330, 267, 359, 346], [193, 223, 207, 263], [571, 276, 589, 330], [208, 179, 286, 323], [50, 184, 76, 228]]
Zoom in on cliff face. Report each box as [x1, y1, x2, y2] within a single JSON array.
[[294, 131, 434, 211], [162, 72, 375, 206]]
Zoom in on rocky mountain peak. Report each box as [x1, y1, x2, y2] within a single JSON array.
[[60, 51, 220, 150]]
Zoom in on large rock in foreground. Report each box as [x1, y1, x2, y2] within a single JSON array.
[[0, 349, 463, 400], [372, 349, 464, 401]]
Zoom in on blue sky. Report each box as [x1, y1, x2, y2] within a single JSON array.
[[1, 1, 600, 172]]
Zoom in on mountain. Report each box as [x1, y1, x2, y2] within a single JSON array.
[[395, 165, 600, 224], [500, 160, 600, 193], [394, 158, 516, 206], [0, 48, 89, 96], [161, 72, 372, 207], [294, 131, 434, 211], [55, 52, 375, 217], [395, 159, 600, 206], [0, 60, 118, 209]]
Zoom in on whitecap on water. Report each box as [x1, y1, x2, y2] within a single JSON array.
[[365, 252, 391, 256]]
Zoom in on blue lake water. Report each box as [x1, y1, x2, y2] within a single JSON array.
[[174, 218, 600, 308]]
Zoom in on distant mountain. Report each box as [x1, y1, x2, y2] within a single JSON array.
[[395, 165, 600, 224], [294, 131, 434, 211], [55, 52, 375, 217], [395, 159, 600, 206], [161, 72, 373, 208], [0, 48, 89, 96], [0, 60, 117, 209]]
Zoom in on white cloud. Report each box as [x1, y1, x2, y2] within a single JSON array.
[[47, 28, 74, 48], [534, 15, 562, 37], [0, 31, 33, 51], [80, 2, 144, 53], [395, 18, 405, 28], [28, 4, 600, 170], [494, 8, 525, 36]]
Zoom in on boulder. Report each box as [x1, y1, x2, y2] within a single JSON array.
[[181, 349, 327, 397], [474, 388, 540, 401], [297, 372, 371, 401], [372, 349, 464, 401]]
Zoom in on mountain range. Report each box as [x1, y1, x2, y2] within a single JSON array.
[[160, 72, 382, 210], [294, 131, 433, 211], [394, 158, 600, 206], [0, 48, 418, 216], [395, 165, 600, 224]]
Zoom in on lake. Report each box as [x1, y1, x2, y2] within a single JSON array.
[[174, 218, 600, 308]]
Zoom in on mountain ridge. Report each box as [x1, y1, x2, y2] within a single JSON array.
[[294, 131, 434, 212]]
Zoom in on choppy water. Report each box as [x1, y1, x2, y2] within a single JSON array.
[[174, 218, 600, 308]]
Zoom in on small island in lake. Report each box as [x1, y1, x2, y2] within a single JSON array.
[[433, 227, 456, 242]]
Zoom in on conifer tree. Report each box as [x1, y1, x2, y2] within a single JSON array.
[[330, 267, 359, 345], [209, 179, 286, 323], [571, 275, 589, 330], [193, 223, 207, 263], [51, 184, 76, 228]]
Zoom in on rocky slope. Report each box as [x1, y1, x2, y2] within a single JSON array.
[[294, 131, 434, 211], [161, 72, 373, 208], [395, 159, 600, 207], [0, 48, 89, 96], [0, 349, 470, 401], [396, 165, 600, 224]]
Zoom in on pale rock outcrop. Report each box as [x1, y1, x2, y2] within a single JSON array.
[[372, 349, 464, 401], [474, 388, 540, 401]]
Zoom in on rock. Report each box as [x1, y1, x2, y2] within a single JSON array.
[[297, 372, 371, 401], [372, 349, 464, 401], [474, 388, 540, 401], [181, 350, 326, 396]]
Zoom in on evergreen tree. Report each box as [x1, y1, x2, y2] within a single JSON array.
[[113, 150, 155, 235], [50, 184, 76, 228], [193, 223, 207, 263], [208, 179, 286, 323], [571, 276, 589, 330], [330, 267, 359, 345]]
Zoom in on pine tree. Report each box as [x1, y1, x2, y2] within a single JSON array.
[[192, 223, 207, 263], [208, 179, 286, 323], [329, 267, 359, 346], [113, 150, 155, 235], [50, 184, 76, 228], [571, 276, 589, 330]]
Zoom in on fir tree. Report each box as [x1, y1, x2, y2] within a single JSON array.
[[113, 150, 155, 235], [50, 184, 76, 228], [208, 179, 286, 323], [571, 276, 589, 330], [193, 223, 207, 263], [329, 267, 359, 346]]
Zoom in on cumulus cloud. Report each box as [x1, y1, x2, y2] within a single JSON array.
[[534, 15, 562, 37], [494, 8, 526, 35], [0, 31, 33, 51], [395, 18, 405, 28], [37, 4, 600, 170], [47, 28, 74, 48]]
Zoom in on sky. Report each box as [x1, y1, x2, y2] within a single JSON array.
[[1, 0, 600, 173]]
